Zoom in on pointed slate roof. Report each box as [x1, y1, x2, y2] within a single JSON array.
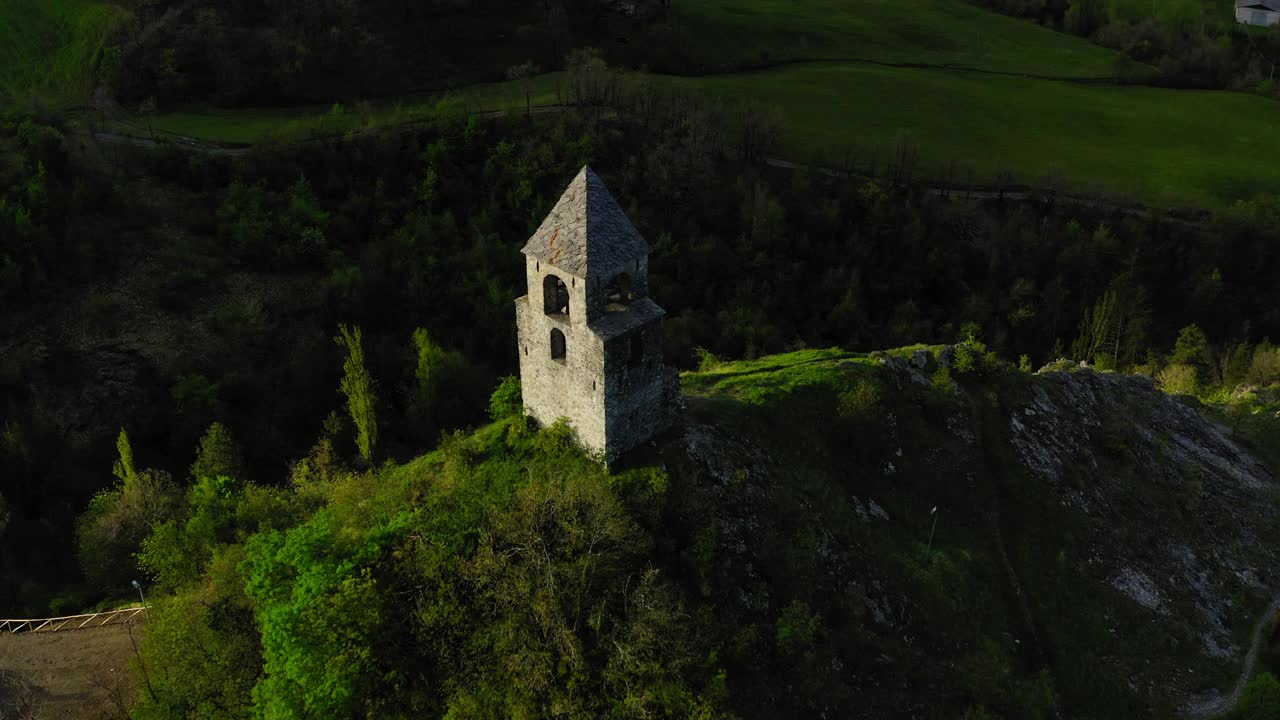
[[521, 166, 648, 277]]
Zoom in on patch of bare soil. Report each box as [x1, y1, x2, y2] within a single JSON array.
[[0, 624, 144, 720]]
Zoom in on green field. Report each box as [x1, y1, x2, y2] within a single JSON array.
[[137, 73, 568, 145], [143, 62, 1280, 210], [100, 0, 1280, 210], [671, 0, 1133, 78], [0, 0, 124, 106], [673, 63, 1280, 209]]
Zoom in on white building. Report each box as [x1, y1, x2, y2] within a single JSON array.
[[1237, 0, 1280, 27]]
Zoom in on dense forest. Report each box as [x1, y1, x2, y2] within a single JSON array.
[[107, 0, 673, 107], [3, 71, 1280, 616]]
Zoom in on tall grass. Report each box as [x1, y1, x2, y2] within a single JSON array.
[[0, 0, 125, 108]]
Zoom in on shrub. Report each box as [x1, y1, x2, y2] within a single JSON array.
[[953, 336, 997, 375], [1157, 364, 1199, 396], [531, 418, 580, 456], [171, 374, 221, 415], [488, 375, 523, 421], [694, 347, 722, 372], [931, 366, 957, 397], [1248, 345, 1280, 387], [837, 380, 880, 420], [1237, 672, 1280, 720], [775, 600, 821, 656], [1039, 359, 1078, 374]]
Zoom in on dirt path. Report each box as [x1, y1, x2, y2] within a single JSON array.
[[0, 623, 145, 720], [1184, 595, 1280, 719]]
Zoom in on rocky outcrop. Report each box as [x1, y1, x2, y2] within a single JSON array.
[[1010, 368, 1279, 708]]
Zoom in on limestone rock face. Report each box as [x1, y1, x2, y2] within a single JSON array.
[[1011, 367, 1278, 702], [672, 354, 1278, 712]]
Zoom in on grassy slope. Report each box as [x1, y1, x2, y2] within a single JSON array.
[[672, 63, 1280, 209], [135, 73, 568, 145], [113, 0, 1276, 209], [675, 347, 1280, 715], [117, 347, 1278, 718], [148, 62, 1280, 210], [672, 0, 1127, 77], [0, 0, 123, 107]]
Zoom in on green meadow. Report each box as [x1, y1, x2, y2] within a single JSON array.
[[137, 73, 568, 145], [671, 0, 1132, 78], [673, 62, 1280, 210], [0, 0, 124, 106], [143, 62, 1280, 210], [62, 0, 1278, 210]]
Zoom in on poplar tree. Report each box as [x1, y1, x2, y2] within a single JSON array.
[[113, 427, 136, 484], [335, 324, 378, 464]]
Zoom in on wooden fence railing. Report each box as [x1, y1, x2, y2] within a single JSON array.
[[0, 607, 146, 634]]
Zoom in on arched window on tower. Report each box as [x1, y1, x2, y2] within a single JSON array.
[[543, 275, 570, 316], [550, 328, 567, 362], [605, 273, 632, 311]]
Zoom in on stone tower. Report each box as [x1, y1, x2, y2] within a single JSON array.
[[514, 166, 681, 462]]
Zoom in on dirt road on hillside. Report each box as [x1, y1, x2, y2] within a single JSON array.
[[0, 624, 144, 720]]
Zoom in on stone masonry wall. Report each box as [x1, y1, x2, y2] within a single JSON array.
[[515, 294, 608, 455], [517, 256, 677, 463], [601, 320, 672, 460]]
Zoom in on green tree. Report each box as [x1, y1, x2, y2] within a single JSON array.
[[1238, 672, 1280, 720], [1249, 341, 1280, 387], [1172, 324, 1210, 365], [505, 62, 541, 116], [410, 327, 473, 435], [488, 376, 523, 421], [1072, 289, 1117, 365], [79, 433, 179, 591], [335, 324, 378, 463], [1071, 284, 1149, 369], [132, 586, 260, 720], [1157, 364, 1199, 396], [466, 472, 646, 713], [1171, 324, 1212, 381], [1065, 0, 1105, 35], [243, 523, 388, 719], [190, 422, 243, 482], [411, 328, 445, 420], [1226, 340, 1255, 387], [776, 600, 821, 656], [113, 427, 137, 484]]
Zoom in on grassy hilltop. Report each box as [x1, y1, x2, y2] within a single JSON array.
[[83, 343, 1279, 719]]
